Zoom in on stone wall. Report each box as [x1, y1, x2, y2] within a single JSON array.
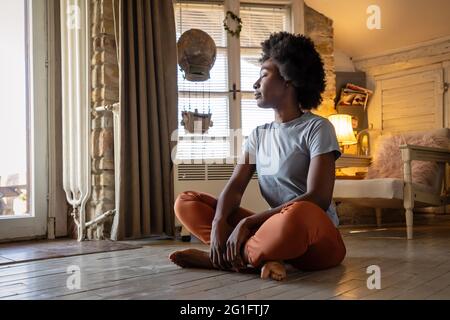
[[87, 0, 119, 239], [304, 4, 336, 117]]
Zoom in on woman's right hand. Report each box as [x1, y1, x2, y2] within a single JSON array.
[[210, 219, 233, 270]]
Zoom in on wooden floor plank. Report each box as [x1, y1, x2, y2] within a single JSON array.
[[1, 219, 450, 300]]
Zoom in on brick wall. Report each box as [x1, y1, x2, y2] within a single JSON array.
[[304, 4, 336, 117], [88, 0, 118, 239]]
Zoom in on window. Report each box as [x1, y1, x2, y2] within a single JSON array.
[[174, 1, 291, 161], [0, 0, 30, 216]]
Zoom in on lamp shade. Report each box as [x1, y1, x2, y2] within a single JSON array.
[[328, 114, 357, 146]]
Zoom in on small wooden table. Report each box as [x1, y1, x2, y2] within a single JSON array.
[[335, 154, 372, 179], [336, 154, 372, 169], [335, 175, 366, 180]]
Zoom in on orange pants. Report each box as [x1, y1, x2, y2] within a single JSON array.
[[174, 191, 346, 271]]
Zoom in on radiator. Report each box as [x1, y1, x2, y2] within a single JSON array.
[[61, 0, 115, 241]]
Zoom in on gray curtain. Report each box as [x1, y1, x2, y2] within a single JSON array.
[[118, 0, 178, 239]]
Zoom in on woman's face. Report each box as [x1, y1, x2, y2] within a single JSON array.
[[253, 59, 288, 109]]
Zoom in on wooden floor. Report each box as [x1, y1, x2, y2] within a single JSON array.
[[1, 217, 450, 300]]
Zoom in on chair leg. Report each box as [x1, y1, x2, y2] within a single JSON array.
[[375, 208, 382, 227], [405, 208, 413, 240], [402, 155, 414, 240]]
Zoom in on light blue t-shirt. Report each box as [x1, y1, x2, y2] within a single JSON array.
[[244, 111, 342, 227]]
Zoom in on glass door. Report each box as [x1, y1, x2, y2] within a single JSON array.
[[0, 0, 48, 240]]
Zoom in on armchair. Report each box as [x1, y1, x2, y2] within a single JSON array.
[[333, 128, 450, 239]]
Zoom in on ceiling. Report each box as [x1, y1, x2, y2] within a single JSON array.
[[305, 0, 450, 59]]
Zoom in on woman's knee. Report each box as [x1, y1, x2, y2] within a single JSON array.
[[174, 191, 200, 219], [174, 190, 218, 221], [259, 204, 311, 244], [285, 200, 322, 213], [279, 201, 315, 223], [176, 190, 201, 202], [281, 201, 328, 225], [274, 201, 333, 242]]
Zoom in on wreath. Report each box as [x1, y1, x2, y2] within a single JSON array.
[[223, 11, 242, 38]]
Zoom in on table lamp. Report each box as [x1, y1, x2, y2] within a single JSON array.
[[328, 114, 357, 153]]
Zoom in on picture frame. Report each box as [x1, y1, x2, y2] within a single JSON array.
[[337, 88, 370, 111], [335, 83, 373, 136]]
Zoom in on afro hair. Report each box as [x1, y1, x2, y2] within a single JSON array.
[[259, 32, 326, 110]]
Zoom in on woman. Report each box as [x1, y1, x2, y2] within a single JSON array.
[[169, 32, 346, 281]]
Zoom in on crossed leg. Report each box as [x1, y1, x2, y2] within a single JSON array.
[[170, 191, 346, 281], [170, 191, 260, 270]]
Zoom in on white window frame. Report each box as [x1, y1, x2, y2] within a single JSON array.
[[0, 0, 48, 241]]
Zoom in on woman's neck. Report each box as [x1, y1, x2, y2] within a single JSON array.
[[274, 106, 304, 124]]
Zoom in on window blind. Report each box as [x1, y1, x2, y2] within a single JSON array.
[[240, 4, 290, 137], [240, 5, 290, 49]]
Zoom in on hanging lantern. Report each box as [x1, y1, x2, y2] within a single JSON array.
[[180, 109, 213, 135], [177, 29, 217, 82]]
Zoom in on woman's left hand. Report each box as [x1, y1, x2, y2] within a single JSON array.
[[225, 219, 252, 270]]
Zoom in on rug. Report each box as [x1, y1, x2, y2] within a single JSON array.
[[0, 239, 141, 266]]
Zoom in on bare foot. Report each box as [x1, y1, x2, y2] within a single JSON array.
[[169, 249, 214, 269], [169, 249, 260, 274], [260, 261, 287, 281]]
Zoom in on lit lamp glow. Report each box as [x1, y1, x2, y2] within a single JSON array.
[[328, 114, 357, 153]]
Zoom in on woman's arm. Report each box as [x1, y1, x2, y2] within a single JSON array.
[[213, 153, 256, 223], [244, 152, 336, 229], [210, 152, 256, 269]]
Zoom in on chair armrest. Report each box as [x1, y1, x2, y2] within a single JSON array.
[[399, 144, 450, 164]]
